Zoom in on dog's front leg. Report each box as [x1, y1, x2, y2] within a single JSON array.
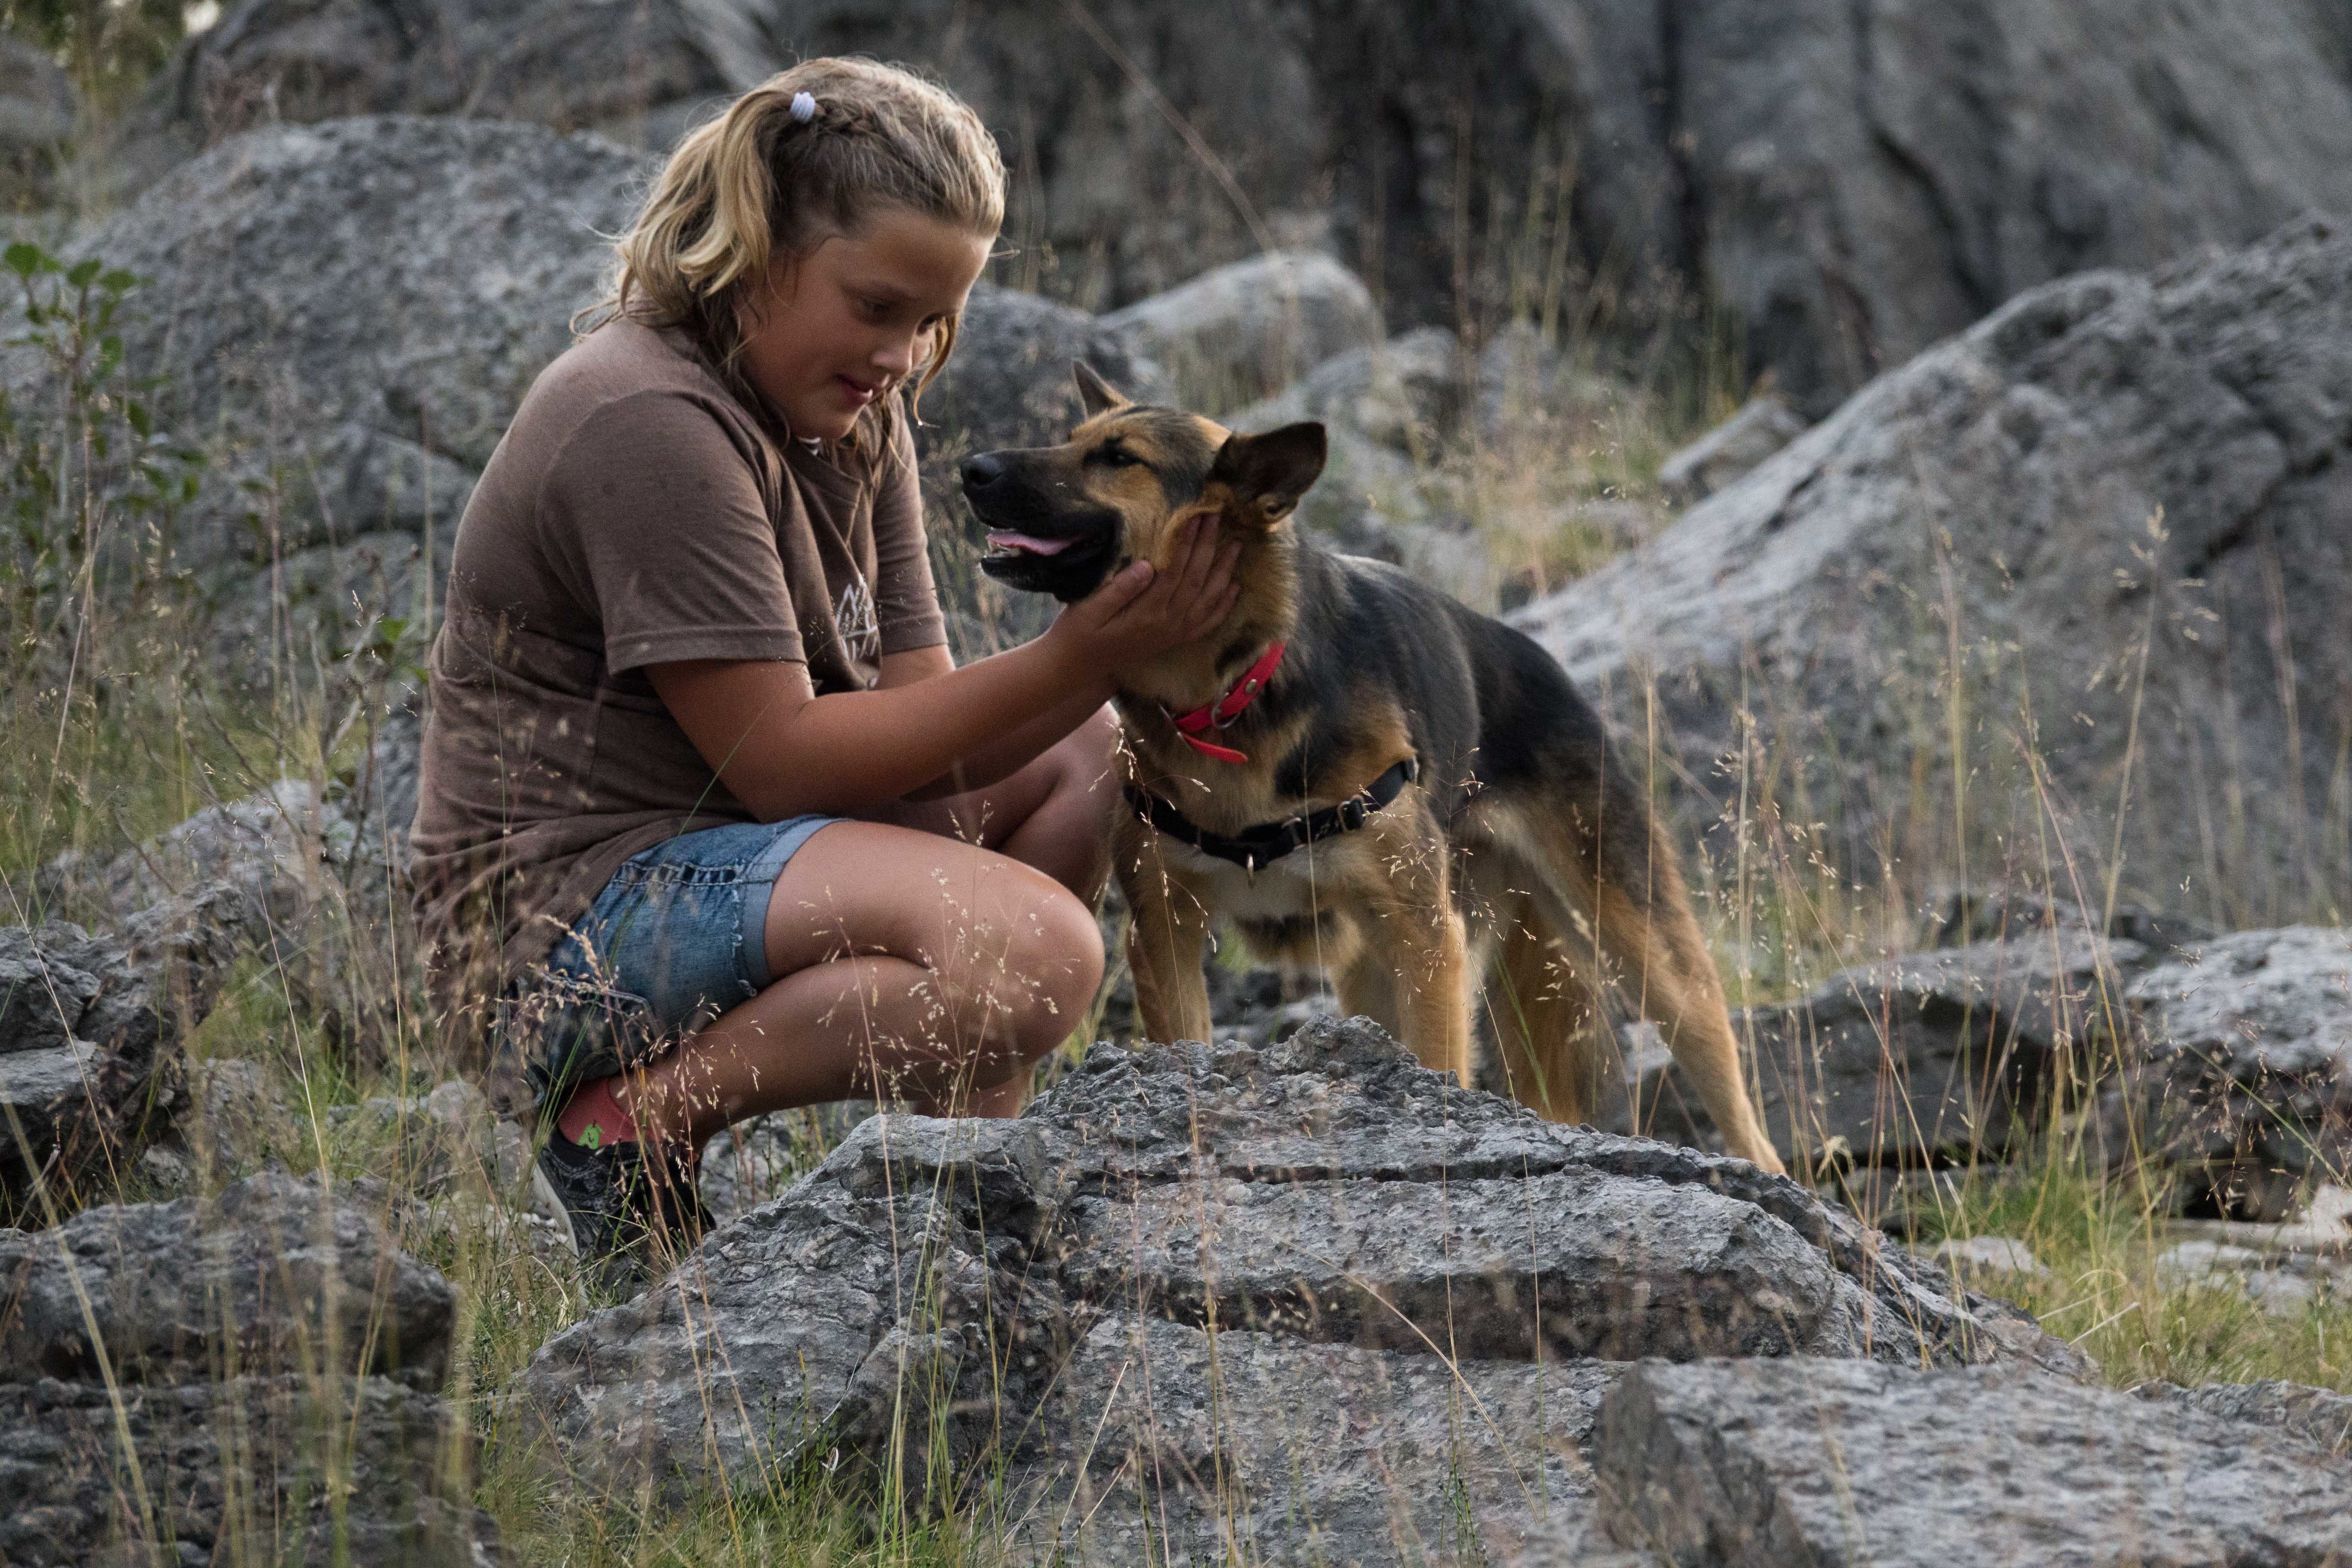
[[1352, 810, 1475, 1086], [1117, 824, 1216, 1045]]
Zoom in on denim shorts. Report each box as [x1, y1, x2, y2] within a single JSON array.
[[496, 815, 840, 1109]]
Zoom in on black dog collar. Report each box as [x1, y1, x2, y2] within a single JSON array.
[[1124, 758, 1420, 873]]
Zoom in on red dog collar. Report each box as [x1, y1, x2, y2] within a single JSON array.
[[1165, 641, 1286, 763]]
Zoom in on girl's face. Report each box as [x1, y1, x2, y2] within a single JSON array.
[[737, 206, 994, 442]]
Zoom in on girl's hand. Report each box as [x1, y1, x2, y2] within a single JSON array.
[[1045, 516, 1241, 671]]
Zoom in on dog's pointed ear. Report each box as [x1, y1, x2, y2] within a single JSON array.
[[1073, 361, 1130, 418], [1209, 423, 1327, 528]]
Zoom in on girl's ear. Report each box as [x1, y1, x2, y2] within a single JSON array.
[[1074, 361, 1131, 417], [1208, 423, 1328, 529]]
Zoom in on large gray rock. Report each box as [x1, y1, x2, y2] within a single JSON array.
[[2111, 926, 2352, 1219], [1004, 1314, 1626, 1566], [2138, 1378, 2352, 1459], [72, 115, 649, 599], [0, 1170, 453, 1382], [1, 919, 176, 1216], [128, 0, 1330, 314], [1272, 0, 2352, 412], [0, 876, 298, 1217], [1513, 220, 2352, 919], [1640, 931, 2146, 1173], [1654, 0, 2352, 416], [1595, 1357, 2352, 1565], [1102, 249, 1381, 411], [504, 1015, 2078, 1523], [0, 1173, 494, 1566]]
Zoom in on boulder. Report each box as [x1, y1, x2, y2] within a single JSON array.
[[70, 115, 650, 604], [0, 1172, 495, 1566], [1100, 249, 1381, 411], [1513, 220, 2352, 918], [2111, 926, 2352, 1219], [126, 0, 1329, 315], [1268, 0, 2352, 413], [1924, 882, 2218, 957], [1638, 931, 2143, 1174], [503, 1015, 2079, 1522], [1657, 389, 1806, 506], [2151, 1239, 2340, 1317], [1005, 1314, 1626, 1565], [1596, 1357, 2352, 1565], [1930, 1235, 2050, 1281], [1, 919, 178, 1218], [697, 1099, 875, 1225], [1653, 0, 2352, 416], [0, 872, 302, 1219], [74, 775, 354, 917]]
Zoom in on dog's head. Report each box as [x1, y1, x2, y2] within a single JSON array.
[[961, 363, 1327, 602]]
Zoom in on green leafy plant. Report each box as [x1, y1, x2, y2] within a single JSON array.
[[0, 239, 202, 675]]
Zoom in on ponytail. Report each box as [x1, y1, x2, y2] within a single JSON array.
[[594, 58, 1006, 451]]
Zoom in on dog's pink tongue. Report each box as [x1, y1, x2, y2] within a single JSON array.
[[986, 531, 1074, 556]]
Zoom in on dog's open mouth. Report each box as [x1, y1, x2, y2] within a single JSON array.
[[963, 443, 1127, 600], [983, 530, 1079, 559], [972, 511, 1122, 600]]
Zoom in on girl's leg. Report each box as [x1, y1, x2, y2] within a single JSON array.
[[864, 703, 1120, 900], [615, 814, 1107, 1147]]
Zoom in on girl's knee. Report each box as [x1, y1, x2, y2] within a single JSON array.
[[1009, 880, 1106, 1048], [943, 876, 1101, 1068]]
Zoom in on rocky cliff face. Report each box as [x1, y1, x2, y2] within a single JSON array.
[[117, 0, 2352, 413]]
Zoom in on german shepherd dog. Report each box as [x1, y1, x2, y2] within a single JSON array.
[[961, 366, 1785, 1173]]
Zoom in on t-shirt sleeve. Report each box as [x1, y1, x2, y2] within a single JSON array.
[[543, 390, 806, 674], [870, 410, 950, 656]]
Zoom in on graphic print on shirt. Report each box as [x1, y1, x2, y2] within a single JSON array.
[[836, 570, 880, 666]]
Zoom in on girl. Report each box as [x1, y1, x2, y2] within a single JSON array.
[[409, 58, 1238, 1275]]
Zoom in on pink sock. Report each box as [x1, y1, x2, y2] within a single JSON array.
[[556, 1075, 640, 1149]]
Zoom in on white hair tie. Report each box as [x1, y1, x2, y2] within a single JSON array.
[[789, 91, 817, 124]]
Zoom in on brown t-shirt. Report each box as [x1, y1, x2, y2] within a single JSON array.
[[409, 318, 947, 1037]]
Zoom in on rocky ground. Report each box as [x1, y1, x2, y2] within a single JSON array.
[[15, 1012, 2352, 1564]]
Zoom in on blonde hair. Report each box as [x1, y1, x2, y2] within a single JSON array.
[[599, 58, 1006, 450]]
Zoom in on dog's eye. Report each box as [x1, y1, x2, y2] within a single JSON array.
[[1093, 444, 1140, 469]]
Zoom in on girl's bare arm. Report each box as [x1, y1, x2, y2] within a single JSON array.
[[649, 519, 1236, 820]]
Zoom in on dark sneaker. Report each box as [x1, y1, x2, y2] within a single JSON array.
[[537, 1130, 710, 1288]]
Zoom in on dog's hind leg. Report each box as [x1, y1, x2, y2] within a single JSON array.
[[1520, 808, 1786, 1175], [1489, 891, 1613, 1125]]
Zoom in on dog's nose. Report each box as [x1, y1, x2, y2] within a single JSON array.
[[961, 451, 1004, 490]]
